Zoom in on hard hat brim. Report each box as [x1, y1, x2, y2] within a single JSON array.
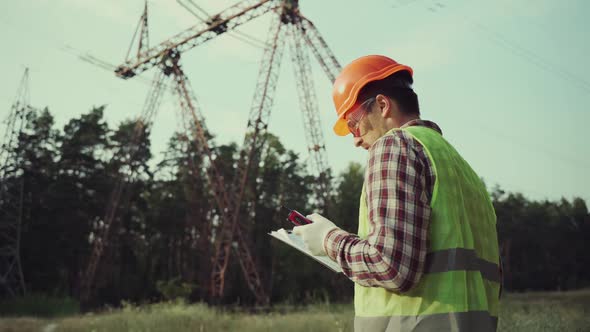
[[333, 118, 350, 136]]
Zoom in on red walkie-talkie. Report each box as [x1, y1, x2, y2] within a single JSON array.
[[281, 206, 313, 226]]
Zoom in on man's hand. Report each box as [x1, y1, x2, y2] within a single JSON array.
[[293, 213, 339, 256]]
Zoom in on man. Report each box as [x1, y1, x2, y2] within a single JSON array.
[[293, 55, 501, 332]]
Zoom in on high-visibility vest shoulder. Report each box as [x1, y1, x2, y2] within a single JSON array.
[[355, 126, 500, 332]]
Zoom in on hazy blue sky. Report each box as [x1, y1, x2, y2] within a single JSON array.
[[0, 0, 588, 203]]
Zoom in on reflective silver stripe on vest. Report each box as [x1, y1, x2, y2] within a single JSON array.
[[424, 248, 500, 283], [354, 311, 498, 332]]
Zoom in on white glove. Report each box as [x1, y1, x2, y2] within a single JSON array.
[[293, 213, 339, 256]]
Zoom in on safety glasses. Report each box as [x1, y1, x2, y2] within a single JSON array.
[[346, 97, 375, 137]]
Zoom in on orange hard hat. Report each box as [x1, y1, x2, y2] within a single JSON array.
[[332, 55, 413, 136]]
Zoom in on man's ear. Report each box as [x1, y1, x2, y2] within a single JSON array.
[[376, 94, 393, 118]]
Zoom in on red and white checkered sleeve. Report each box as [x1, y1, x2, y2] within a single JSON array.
[[324, 133, 431, 292]]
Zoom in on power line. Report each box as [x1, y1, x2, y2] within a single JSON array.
[[422, 1, 590, 94], [389, 0, 423, 9], [0, 16, 182, 120], [496, 0, 585, 54], [402, 2, 590, 171], [467, 119, 590, 170], [468, 20, 590, 94]]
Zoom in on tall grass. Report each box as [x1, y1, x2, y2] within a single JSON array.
[[497, 289, 590, 331], [0, 293, 79, 318], [0, 301, 353, 332], [1, 290, 589, 332]]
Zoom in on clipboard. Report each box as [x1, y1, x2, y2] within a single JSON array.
[[269, 228, 342, 273]]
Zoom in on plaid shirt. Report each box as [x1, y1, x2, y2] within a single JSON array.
[[325, 119, 441, 293]]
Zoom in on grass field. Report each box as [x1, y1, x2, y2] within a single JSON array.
[[1, 290, 589, 332]]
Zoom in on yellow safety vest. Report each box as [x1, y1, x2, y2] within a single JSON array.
[[354, 126, 500, 332]]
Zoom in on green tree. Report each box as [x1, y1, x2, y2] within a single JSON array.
[[94, 117, 155, 304], [15, 108, 60, 293], [54, 106, 110, 296]]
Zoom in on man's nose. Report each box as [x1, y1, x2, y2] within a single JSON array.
[[353, 136, 364, 147]]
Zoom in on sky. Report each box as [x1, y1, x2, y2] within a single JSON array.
[[0, 0, 588, 203]]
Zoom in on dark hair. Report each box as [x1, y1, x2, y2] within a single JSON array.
[[357, 71, 420, 115]]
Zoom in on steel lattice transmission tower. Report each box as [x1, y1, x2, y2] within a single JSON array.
[[0, 68, 32, 298], [80, 0, 341, 305]]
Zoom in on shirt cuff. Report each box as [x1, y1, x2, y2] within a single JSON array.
[[324, 228, 350, 261]]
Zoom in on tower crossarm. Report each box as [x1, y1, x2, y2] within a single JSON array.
[[116, 0, 280, 79]]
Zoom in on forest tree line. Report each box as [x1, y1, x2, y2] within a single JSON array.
[[1, 106, 589, 307]]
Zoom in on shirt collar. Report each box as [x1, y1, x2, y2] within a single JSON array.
[[401, 119, 443, 135]]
